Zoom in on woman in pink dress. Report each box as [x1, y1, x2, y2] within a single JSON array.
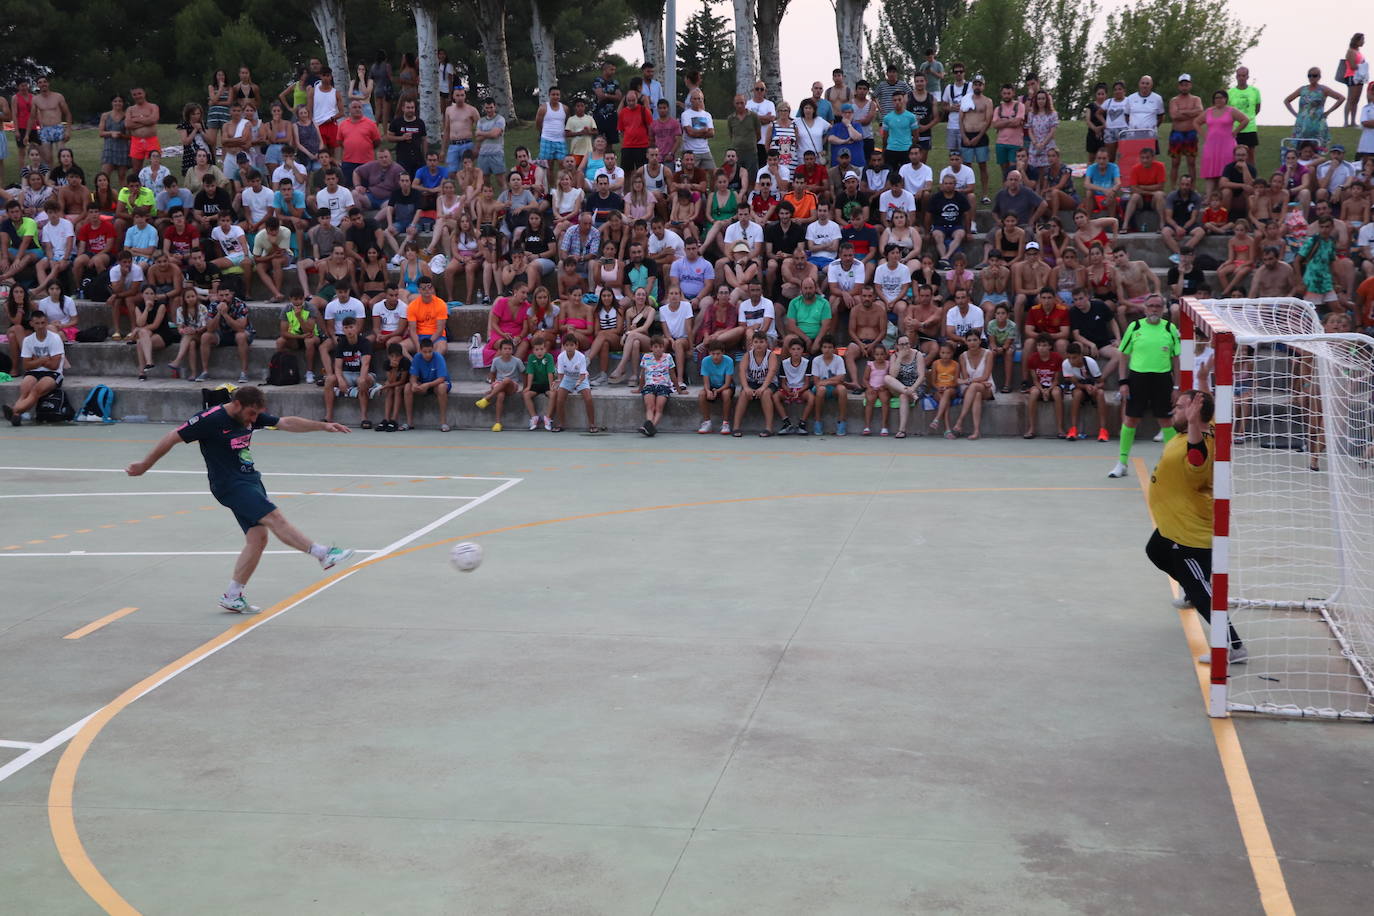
[[1201, 90, 1249, 192]]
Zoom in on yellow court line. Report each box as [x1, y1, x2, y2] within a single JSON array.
[[46, 483, 1131, 915], [1132, 457, 1295, 916], [63, 608, 140, 641]]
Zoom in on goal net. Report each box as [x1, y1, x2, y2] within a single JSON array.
[[1181, 297, 1374, 719]]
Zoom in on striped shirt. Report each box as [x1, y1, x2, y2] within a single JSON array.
[[874, 79, 912, 117]]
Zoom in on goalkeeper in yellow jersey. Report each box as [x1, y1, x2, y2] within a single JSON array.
[[1145, 388, 1247, 665]]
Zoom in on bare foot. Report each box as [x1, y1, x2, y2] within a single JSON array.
[[969, 431, 981, 440]]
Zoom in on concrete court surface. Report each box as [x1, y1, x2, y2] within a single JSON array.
[[0, 426, 1371, 916]]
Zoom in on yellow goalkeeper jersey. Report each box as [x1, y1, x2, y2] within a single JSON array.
[[1148, 428, 1215, 549]]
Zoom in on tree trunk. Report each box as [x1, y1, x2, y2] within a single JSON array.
[[412, 2, 441, 131], [308, 0, 349, 82], [634, 12, 665, 69], [732, 0, 757, 96], [530, 0, 558, 101], [754, 0, 786, 99], [833, 0, 868, 88], [472, 0, 517, 121]]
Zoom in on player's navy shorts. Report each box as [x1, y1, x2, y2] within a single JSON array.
[[213, 480, 277, 533]]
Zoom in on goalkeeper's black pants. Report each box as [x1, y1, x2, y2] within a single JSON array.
[[1146, 529, 1243, 650]]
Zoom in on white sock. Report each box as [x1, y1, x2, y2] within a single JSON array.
[[308, 543, 329, 560], [225, 580, 245, 599]]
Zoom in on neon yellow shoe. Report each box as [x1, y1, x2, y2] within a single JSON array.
[[491, 422, 502, 432], [475, 398, 490, 409]]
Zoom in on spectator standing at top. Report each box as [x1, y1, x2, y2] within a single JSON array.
[[125, 87, 161, 178], [940, 63, 970, 155], [443, 87, 480, 171], [1341, 33, 1367, 128], [1167, 74, 1204, 188], [1125, 75, 1165, 145], [1227, 67, 1262, 166], [32, 77, 72, 165], [1286, 67, 1344, 148], [309, 68, 345, 161], [476, 98, 507, 188], [875, 64, 912, 119], [681, 90, 717, 172], [747, 81, 778, 167], [640, 62, 663, 109], [918, 50, 944, 98], [592, 61, 622, 148]]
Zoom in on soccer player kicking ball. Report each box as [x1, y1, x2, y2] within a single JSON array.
[[1144, 389, 1245, 664], [125, 386, 355, 614]]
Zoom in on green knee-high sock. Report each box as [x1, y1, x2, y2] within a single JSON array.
[[1160, 426, 1178, 442], [1118, 424, 1137, 462]]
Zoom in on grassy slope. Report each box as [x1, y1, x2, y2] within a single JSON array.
[[54, 121, 1362, 198]]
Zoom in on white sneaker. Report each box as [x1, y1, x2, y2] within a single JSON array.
[[1172, 596, 1194, 609], [1107, 461, 1129, 478], [218, 594, 261, 614], [347, 386, 358, 398], [1197, 647, 1248, 665], [319, 546, 355, 570], [529, 416, 539, 430], [306, 371, 316, 384], [370, 383, 383, 397], [543, 416, 553, 431], [1153, 430, 1164, 442], [698, 420, 712, 434]]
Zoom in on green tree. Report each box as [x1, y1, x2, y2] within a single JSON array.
[[864, 0, 966, 83], [1091, 0, 1262, 102], [677, 0, 735, 111], [939, 0, 1044, 96], [1044, 0, 1097, 113]]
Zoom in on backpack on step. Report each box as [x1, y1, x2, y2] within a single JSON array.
[[75, 325, 109, 343], [77, 384, 116, 423], [36, 388, 75, 423], [201, 384, 237, 410], [266, 350, 301, 386]]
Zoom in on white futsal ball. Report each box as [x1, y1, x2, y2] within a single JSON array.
[[450, 541, 483, 572]]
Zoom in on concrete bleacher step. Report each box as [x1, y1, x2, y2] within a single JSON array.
[[2, 375, 1171, 438]]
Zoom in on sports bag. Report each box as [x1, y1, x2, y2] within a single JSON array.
[[266, 350, 301, 386]]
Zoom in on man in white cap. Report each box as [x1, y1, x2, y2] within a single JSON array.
[[1167, 74, 1204, 187]]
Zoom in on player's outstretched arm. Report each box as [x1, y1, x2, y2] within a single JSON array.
[[276, 416, 351, 434], [126, 430, 184, 477]]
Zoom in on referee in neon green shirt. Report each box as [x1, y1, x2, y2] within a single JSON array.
[[1109, 294, 1179, 478]]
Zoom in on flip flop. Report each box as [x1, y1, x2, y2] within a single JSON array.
[[1022, 432, 1036, 439]]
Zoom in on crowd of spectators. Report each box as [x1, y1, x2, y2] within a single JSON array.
[[2, 48, 1374, 433]]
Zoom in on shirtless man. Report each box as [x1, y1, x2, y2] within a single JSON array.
[[901, 284, 944, 360], [443, 87, 480, 172], [32, 77, 72, 164], [1247, 245, 1298, 298], [125, 86, 162, 175], [978, 249, 1011, 318], [1112, 245, 1161, 326], [57, 171, 90, 222], [1167, 75, 1204, 188], [1011, 241, 1052, 326], [846, 285, 889, 386], [959, 76, 994, 202]]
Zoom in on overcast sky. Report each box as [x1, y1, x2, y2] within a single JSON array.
[[611, 0, 1359, 125]]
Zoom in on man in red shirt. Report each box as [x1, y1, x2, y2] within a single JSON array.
[[1023, 333, 1066, 438], [1023, 287, 1071, 353], [161, 207, 201, 269], [616, 88, 653, 173], [793, 150, 830, 204], [336, 99, 381, 189], [1122, 146, 1167, 232], [73, 209, 118, 290]]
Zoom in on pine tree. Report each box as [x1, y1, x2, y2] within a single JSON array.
[[677, 0, 735, 110]]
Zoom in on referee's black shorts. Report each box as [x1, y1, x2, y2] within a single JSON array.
[[1125, 370, 1173, 419]]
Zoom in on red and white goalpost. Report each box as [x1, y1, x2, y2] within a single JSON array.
[[1179, 297, 1374, 719]]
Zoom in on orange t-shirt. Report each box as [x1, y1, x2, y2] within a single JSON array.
[[408, 296, 449, 337], [783, 191, 817, 220], [1358, 276, 1374, 324]]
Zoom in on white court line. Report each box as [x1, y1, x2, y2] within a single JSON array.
[[0, 739, 40, 749], [0, 466, 517, 481], [0, 491, 478, 501], [0, 476, 521, 785], [2, 550, 382, 558]]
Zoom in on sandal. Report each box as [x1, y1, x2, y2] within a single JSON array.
[[440, 424, 451, 432], [360, 420, 373, 429], [894, 431, 906, 439], [398, 423, 410, 431], [944, 429, 956, 440], [732, 430, 743, 438], [861, 427, 871, 436], [587, 426, 602, 434], [1000, 386, 1011, 394], [1022, 432, 1036, 439], [758, 430, 773, 437]]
